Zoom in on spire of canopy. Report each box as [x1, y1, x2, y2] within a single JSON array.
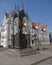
[[14, 3, 17, 11], [22, 3, 24, 10]]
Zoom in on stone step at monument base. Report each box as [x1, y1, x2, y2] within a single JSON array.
[[19, 48, 40, 57]]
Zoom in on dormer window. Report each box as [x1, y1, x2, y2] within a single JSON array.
[[35, 26, 38, 29], [43, 29, 46, 31], [22, 19, 27, 26], [24, 22, 26, 26], [41, 25, 46, 32], [32, 22, 38, 29]]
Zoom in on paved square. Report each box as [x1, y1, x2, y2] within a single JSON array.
[[0, 48, 52, 65]]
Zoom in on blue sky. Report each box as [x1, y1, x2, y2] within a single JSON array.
[[0, 0, 52, 31]]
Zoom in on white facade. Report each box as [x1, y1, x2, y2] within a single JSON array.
[[29, 22, 50, 47], [0, 8, 50, 48], [1, 13, 19, 47]]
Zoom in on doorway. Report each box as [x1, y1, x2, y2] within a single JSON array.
[[19, 34, 27, 49]]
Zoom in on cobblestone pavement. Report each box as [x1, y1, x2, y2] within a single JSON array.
[[36, 58, 52, 65], [0, 48, 52, 65]]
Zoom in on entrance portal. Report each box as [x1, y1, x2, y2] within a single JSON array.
[[19, 34, 27, 49]]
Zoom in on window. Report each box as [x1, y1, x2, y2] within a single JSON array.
[[32, 40, 34, 44], [32, 30, 33, 33], [15, 21, 16, 23], [2, 36, 4, 39], [1, 41, 3, 42], [1, 29, 4, 32], [9, 20, 11, 22], [11, 25, 13, 30]]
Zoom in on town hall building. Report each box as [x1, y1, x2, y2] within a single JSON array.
[[0, 5, 50, 48]]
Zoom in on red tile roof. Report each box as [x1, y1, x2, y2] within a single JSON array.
[[41, 25, 46, 29], [32, 22, 38, 27]]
